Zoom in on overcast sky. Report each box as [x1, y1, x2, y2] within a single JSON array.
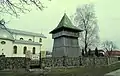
[[2, 0, 120, 51]]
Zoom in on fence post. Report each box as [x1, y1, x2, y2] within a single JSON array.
[[63, 56, 67, 67], [25, 57, 26, 69], [106, 57, 109, 65], [93, 57, 95, 67], [25, 58, 31, 71], [0, 54, 5, 70], [52, 57, 54, 67], [39, 52, 42, 69], [79, 56, 82, 66]]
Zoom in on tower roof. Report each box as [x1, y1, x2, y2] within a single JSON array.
[[50, 13, 83, 33]]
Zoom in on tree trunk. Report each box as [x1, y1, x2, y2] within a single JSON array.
[[84, 30, 88, 56], [110, 48, 113, 56]]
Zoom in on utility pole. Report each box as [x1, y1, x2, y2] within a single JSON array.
[[39, 44, 42, 69], [39, 52, 42, 69]]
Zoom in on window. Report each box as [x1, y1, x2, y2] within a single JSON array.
[[39, 38, 42, 42], [1, 41, 6, 44], [23, 46, 27, 54], [20, 38, 24, 40], [13, 45, 17, 54], [28, 39, 32, 41], [32, 47, 35, 54]]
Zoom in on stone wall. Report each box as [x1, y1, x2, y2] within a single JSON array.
[[0, 57, 30, 70], [41, 57, 118, 68], [0, 56, 118, 70]]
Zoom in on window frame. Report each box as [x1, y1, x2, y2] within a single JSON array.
[[23, 46, 27, 54], [32, 47, 36, 54], [39, 38, 42, 42], [20, 38, 24, 40], [13, 45, 17, 54], [1, 41, 6, 45]]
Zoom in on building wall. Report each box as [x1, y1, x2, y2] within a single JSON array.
[[0, 39, 13, 57], [52, 31, 79, 39], [12, 33, 46, 58], [12, 34, 42, 43], [34, 37, 40, 42], [12, 43, 41, 57], [52, 36, 80, 57], [40, 38, 47, 57], [0, 33, 46, 58], [41, 51, 46, 58]]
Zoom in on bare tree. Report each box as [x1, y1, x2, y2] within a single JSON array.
[[71, 4, 99, 56], [0, 0, 50, 17], [102, 40, 118, 52], [81, 49, 85, 56]]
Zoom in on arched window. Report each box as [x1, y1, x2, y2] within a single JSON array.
[[29, 39, 32, 41], [1, 41, 6, 45], [39, 38, 42, 42], [32, 47, 35, 54], [23, 46, 27, 54], [20, 38, 24, 40], [13, 45, 17, 54]]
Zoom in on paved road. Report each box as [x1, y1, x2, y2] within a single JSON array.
[[104, 69, 120, 76]]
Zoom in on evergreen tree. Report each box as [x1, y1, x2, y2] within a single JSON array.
[[95, 47, 99, 57], [88, 49, 91, 56]]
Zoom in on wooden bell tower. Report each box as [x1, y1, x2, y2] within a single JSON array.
[[50, 13, 83, 57]]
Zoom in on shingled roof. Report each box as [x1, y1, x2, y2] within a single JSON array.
[[50, 13, 83, 33], [8, 28, 47, 38]]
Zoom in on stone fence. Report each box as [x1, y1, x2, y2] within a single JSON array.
[[0, 56, 118, 70], [40, 56, 118, 68], [0, 57, 30, 70]]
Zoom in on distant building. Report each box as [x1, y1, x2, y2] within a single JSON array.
[[46, 51, 52, 57], [87, 49, 105, 57], [0, 20, 47, 59], [99, 50, 105, 56], [105, 51, 120, 57], [50, 13, 83, 57]]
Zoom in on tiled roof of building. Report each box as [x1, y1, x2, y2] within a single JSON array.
[[8, 28, 47, 38], [0, 24, 14, 41], [0, 19, 46, 41], [105, 51, 120, 56], [50, 13, 83, 33]]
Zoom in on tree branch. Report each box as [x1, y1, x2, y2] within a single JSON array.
[[0, 0, 49, 17]]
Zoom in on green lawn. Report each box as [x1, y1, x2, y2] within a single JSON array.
[[0, 62, 120, 76], [48, 62, 120, 76], [0, 70, 41, 76]]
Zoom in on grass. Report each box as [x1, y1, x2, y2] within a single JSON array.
[[0, 62, 120, 76], [0, 70, 41, 76], [48, 62, 120, 76]]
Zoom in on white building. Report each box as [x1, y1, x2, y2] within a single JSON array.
[[0, 20, 47, 59]]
